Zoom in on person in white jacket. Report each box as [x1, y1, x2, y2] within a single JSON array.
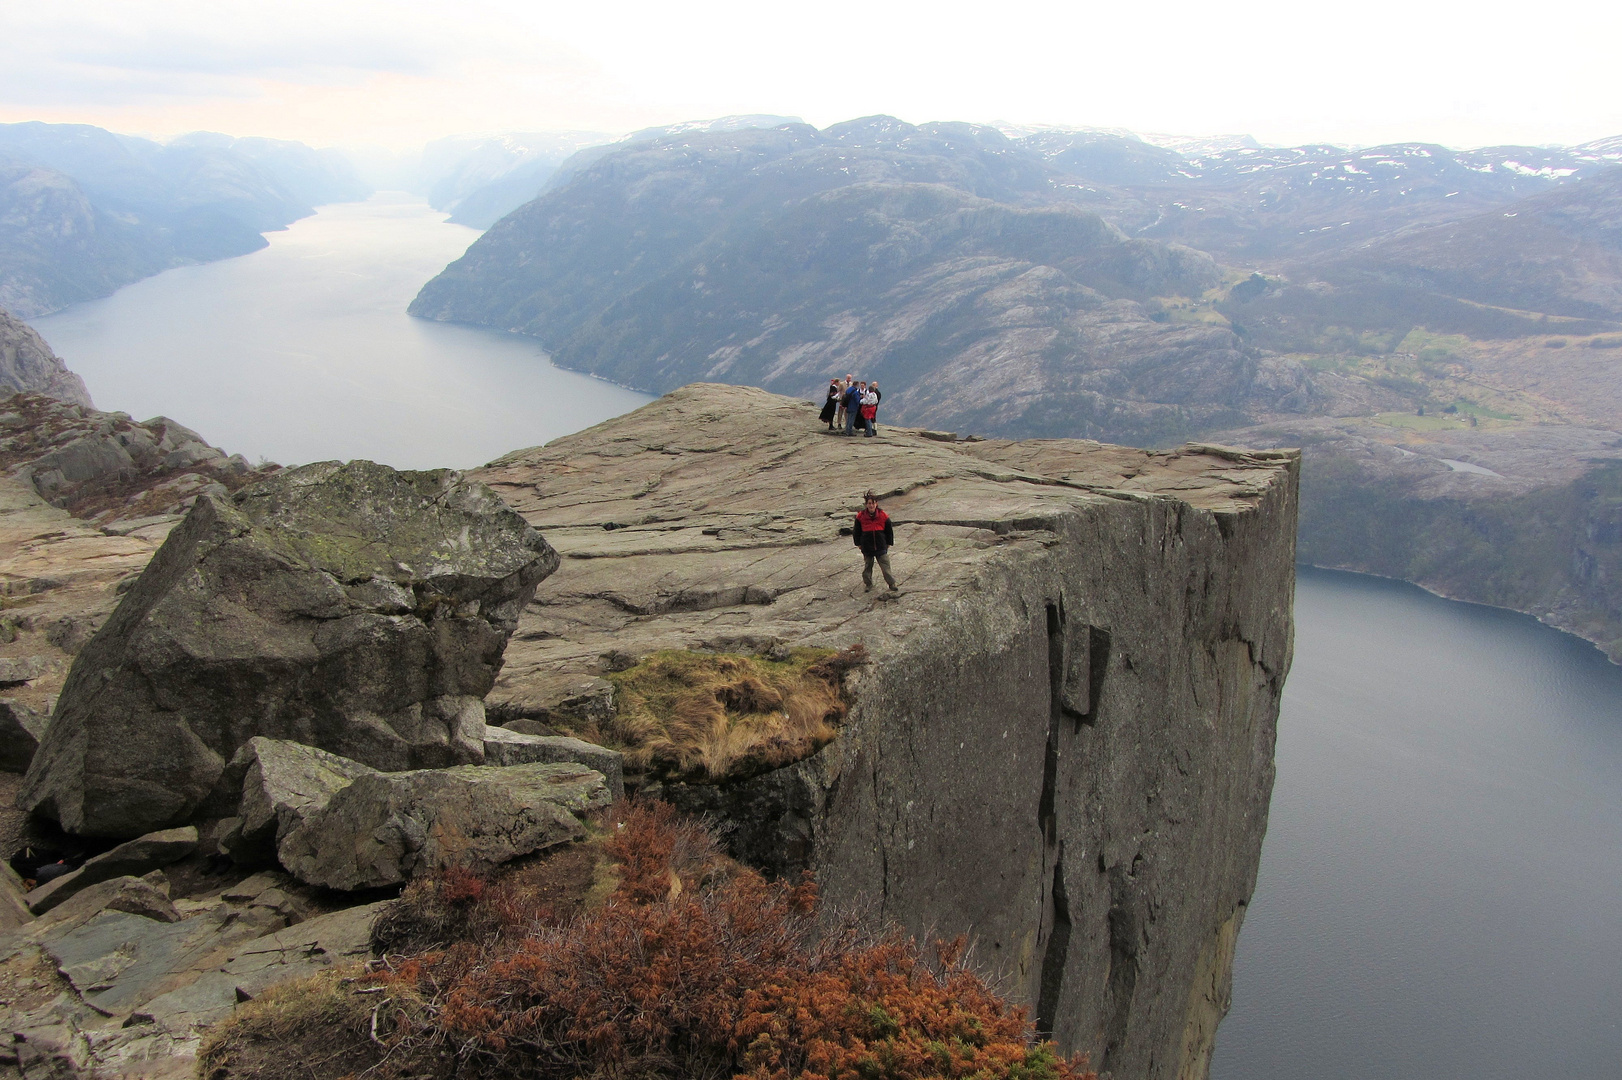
[[861, 383, 881, 437]]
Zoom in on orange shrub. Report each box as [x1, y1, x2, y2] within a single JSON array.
[[376, 803, 1093, 1080]]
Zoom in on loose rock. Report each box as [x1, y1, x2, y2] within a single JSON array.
[[24, 827, 197, 915], [482, 727, 625, 799], [279, 762, 611, 890], [216, 737, 379, 865]]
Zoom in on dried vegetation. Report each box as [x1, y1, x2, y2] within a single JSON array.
[[561, 645, 868, 782], [202, 802, 1092, 1080]]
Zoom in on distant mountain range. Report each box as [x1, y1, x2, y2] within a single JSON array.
[[418, 116, 800, 229], [412, 116, 1622, 435], [0, 122, 367, 317]]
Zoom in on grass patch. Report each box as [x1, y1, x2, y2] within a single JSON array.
[[197, 967, 383, 1080], [1372, 411, 1473, 432], [566, 646, 866, 783]]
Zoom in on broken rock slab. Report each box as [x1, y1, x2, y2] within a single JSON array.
[[216, 737, 379, 865], [487, 671, 616, 728], [136, 900, 386, 1031], [25, 827, 197, 915], [0, 656, 46, 687], [482, 727, 625, 799], [0, 699, 47, 772], [20, 459, 560, 837], [280, 762, 611, 891]]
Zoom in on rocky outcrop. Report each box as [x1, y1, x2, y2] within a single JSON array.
[[473, 385, 1298, 1080], [0, 308, 91, 406], [0, 869, 383, 1080], [0, 392, 266, 525], [278, 762, 612, 890], [20, 459, 560, 837], [24, 826, 197, 914]]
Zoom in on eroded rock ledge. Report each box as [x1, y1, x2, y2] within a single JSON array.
[[473, 384, 1299, 1080]]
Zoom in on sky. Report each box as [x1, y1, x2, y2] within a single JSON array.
[[3, 0, 1619, 151]]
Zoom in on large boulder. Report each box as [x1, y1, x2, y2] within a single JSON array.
[[20, 460, 559, 837], [279, 762, 611, 890]]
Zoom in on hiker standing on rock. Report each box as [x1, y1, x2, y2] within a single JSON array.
[[835, 374, 854, 431], [819, 379, 841, 430], [854, 489, 898, 592], [861, 382, 880, 437], [843, 379, 864, 437]]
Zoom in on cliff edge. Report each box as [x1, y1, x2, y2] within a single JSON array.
[[474, 384, 1299, 1079]]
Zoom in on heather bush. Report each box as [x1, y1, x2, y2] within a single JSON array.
[[371, 801, 1093, 1080]]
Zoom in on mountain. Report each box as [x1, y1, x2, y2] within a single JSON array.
[[168, 132, 368, 208], [0, 122, 370, 316], [420, 116, 799, 230], [1028, 132, 1608, 264], [418, 131, 612, 228], [412, 117, 1314, 443]]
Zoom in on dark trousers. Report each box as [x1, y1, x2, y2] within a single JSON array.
[[863, 551, 897, 590]]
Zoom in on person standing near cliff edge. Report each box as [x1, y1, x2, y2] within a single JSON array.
[[854, 489, 898, 592], [843, 379, 864, 437], [819, 379, 841, 430]]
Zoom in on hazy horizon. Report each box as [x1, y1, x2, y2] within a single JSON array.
[[4, 0, 1618, 154]]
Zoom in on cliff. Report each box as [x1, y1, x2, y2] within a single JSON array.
[[472, 385, 1299, 1078], [1216, 415, 1622, 660], [0, 310, 90, 407]]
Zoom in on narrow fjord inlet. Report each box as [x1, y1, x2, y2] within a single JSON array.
[[33, 194, 652, 470]]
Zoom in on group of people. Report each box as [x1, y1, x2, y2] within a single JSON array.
[[819, 375, 883, 437]]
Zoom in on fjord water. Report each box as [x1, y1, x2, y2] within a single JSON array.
[[27, 197, 1622, 1075], [1213, 568, 1622, 1079], [33, 193, 652, 470]]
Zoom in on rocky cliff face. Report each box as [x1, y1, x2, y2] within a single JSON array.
[[472, 384, 1298, 1079], [0, 310, 90, 407], [1215, 415, 1622, 660]]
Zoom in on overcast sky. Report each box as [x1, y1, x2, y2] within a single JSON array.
[[3, 0, 1618, 151]]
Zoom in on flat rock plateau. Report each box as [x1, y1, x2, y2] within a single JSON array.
[[0, 383, 1298, 1080]]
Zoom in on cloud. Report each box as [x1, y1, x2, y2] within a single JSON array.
[[1, 0, 1618, 149]]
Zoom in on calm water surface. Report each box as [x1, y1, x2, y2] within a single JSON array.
[[34, 193, 651, 469], [28, 201, 1622, 1076], [1214, 568, 1622, 1079]]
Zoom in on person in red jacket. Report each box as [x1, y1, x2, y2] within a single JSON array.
[[853, 489, 898, 592]]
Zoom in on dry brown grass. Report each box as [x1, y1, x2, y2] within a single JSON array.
[[196, 966, 385, 1080], [558, 646, 865, 783]]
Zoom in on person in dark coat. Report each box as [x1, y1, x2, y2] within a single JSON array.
[[843, 379, 864, 436], [853, 489, 898, 591], [819, 380, 840, 429]]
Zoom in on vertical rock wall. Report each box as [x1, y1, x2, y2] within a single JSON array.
[[804, 475, 1294, 1078]]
